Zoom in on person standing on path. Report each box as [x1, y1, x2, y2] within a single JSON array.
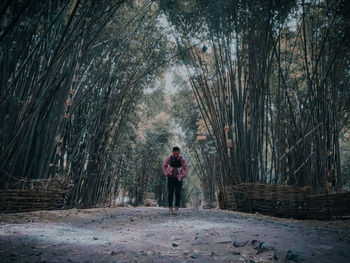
[[162, 146, 188, 214]]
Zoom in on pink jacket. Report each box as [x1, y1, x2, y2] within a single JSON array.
[[162, 155, 188, 181]]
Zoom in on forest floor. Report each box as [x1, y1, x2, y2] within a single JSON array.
[[0, 207, 350, 263]]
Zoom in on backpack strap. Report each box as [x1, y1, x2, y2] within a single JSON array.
[[169, 155, 182, 167]]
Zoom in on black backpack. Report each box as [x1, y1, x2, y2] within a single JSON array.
[[169, 156, 182, 168]]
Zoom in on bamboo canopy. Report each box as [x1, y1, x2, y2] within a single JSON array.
[[1, 0, 350, 213]]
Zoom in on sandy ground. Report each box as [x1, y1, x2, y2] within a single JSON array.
[[0, 207, 350, 263]]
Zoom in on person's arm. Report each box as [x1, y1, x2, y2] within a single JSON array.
[[162, 157, 170, 176], [182, 158, 189, 178]]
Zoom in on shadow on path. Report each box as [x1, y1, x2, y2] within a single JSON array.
[[1, 207, 350, 262]]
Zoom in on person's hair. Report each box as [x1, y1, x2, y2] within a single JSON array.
[[172, 146, 180, 152]]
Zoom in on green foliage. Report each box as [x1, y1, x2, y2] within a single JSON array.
[[0, 0, 174, 208], [1, 0, 349, 212], [158, 0, 297, 40], [120, 87, 173, 206], [162, 0, 350, 193], [171, 72, 217, 206]]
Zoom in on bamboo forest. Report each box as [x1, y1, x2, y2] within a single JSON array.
[[1, 0, 350, 262]]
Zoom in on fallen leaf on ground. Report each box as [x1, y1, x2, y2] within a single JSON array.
[[33, 244, 56, 249]]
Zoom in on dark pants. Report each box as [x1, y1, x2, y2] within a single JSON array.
[[168, 177, 182, 207]]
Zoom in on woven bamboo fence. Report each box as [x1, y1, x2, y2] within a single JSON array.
[[0, 177, 70, 213], [218, 183, 350, 220]]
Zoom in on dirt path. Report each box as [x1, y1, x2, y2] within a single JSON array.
[[0, 207, 349, 263]]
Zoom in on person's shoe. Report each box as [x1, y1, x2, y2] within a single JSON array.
[[174, 207, 179, 214], [169, 207, 173, 214]]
